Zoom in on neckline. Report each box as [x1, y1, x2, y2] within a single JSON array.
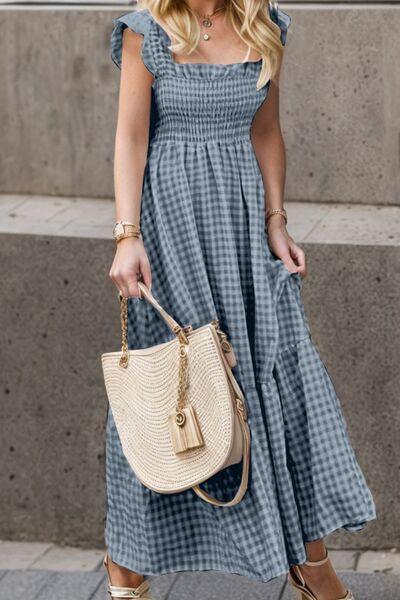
[[171, 57, 263, 68], [146, 9, 263, 69]]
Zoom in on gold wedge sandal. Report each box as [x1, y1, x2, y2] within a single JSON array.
[[103, 554, 153, 599], [288, 552, 354, 600]]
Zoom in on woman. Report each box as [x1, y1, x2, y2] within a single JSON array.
[[104, 1, 376, 598]]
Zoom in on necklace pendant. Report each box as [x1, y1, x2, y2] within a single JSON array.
[[203, 33, 210, 41], [202, 17, 212, 28]]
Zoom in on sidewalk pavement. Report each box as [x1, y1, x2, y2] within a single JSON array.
[[1, 194, 400, 245], [0, 542, 399, 600]]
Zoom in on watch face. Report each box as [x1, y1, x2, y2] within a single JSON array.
[[113, 223, 124, 239]]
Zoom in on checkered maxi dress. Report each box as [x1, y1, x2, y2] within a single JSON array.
[[105, 7, 376, 583]]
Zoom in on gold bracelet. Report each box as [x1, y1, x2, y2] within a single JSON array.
[[116, 231, 141, 243], [265, 208, 287, 224]]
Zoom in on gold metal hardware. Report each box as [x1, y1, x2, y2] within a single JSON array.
[[168, 334, 205, 453], [211, 320, 233, 354], [173, 325, 189, 345], [220, 336, 233, 354], [235, 397, 248, 421], [119, 294, 129, 368], [222, 340, 233, 353], [177, 342, 189, 413]]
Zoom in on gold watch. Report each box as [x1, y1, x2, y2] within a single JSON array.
[[113, 221, 141, 243]]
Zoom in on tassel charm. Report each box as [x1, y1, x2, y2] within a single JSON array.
[[169, 334, 204, 454], [169, 405, 204, 454]]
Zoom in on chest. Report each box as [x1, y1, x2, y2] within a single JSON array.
[[153, 69, 269, 124], [171, 18, 261, 65]]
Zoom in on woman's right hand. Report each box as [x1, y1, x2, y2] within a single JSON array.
[[109, 237, 152, 298]]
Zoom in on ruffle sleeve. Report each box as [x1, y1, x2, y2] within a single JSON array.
[[269, 3, 292, 46], [110, 10, 156, 76]]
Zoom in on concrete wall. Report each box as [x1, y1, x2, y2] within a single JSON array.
[[0, 222, 399, 549], [0, 234, 114, 548], [0, 5, 399, 204]]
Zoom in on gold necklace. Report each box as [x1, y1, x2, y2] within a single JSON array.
[[195, 5, 226, 41]]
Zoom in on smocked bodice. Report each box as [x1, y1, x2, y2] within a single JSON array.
[[152, 65, 269, 144], [111, 8, 291, 144]]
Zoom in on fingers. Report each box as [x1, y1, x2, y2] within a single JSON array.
[[140, 255, 152, 291], [281, 253, 299, 274], [127, 275, 140, 299], [109, 264, 129, 298], [290, 243, 307, 277], [109, 264, 141, 299]]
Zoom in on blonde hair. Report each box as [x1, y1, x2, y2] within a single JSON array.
[[140, 0, 285, 89]]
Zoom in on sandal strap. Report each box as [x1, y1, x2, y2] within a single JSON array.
[[289, 558, 353, 600], [104, 554, 151, 598], [304, 550, 329, 567], [289, 551, 329, 594], [108, 580, 151, 597], [289, 565, 310, 592]]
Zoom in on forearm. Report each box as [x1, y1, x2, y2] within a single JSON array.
[[114, 129, 148, 224], [252, 125, 287, 213], [252, 122, 306, 275]]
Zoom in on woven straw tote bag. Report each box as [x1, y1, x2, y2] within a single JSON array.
[[101, 282, 251, 506]]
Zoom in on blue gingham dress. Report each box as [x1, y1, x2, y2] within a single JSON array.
[[105, 7, 376, 583]]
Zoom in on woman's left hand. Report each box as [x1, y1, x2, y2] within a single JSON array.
[[266, 215, 307, 277]]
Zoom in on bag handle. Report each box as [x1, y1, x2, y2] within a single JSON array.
[[192, 405, 250, 507], [119, 283, 189, 368], [193, 334, 251, 507]]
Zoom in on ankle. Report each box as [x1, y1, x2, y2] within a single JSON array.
[[298, 559, 348, 599], [305, 540, 328, 563], [107, 555, 145, 588]]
